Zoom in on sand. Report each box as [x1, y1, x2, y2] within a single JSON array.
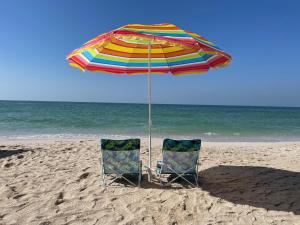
[[0, 138, 299, 225]]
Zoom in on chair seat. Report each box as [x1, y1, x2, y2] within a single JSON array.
[[103, 150, 141, 174]]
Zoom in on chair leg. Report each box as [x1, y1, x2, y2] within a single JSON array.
[[166, 174, 182, 186], [102, 174, 106, 188], [138, 162, 142, 187], [105, 176, 120, 186], [158, 173, 163, 185], [122, 175, 138, 186], [164, 165, 198, 187], [196, 164, 199, 187], [138, 171, 141, 187], [194, 174, 199, 187]]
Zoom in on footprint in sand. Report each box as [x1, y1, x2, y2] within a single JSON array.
[[39, 221, 51, 225], [55, 192, 64, 205], [13, 194, 26, 200], [82, 167, 90, 172], [110, 197, 117, 202], [77, 172, 90, 182], [79, 186, 87, 192], [4, 162, 14, 168]]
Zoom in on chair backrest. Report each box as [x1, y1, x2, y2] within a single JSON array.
[[101, 139, 140, 174], [161, 139, 201, 174]]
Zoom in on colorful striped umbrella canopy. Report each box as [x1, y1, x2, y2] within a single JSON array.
[[67, 23, 231, 75], [67, 23, 231, 180]]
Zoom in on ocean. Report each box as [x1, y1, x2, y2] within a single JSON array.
[[0, 100, 300, 141]]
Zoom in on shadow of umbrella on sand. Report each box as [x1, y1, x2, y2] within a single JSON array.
[[199, 165, 300, 214]]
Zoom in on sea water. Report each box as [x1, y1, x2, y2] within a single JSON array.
[[1, 100, 300, 141]]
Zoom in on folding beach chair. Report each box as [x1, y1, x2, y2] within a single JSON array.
[[156, 139, 201, 187], [100, 139, 142, 187]]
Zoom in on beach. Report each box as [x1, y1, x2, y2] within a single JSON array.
[[1, 138, 299, 225], [1, 0, 300, 224]]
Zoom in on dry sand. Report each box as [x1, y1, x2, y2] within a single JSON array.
[[0, 138, 299, 225]]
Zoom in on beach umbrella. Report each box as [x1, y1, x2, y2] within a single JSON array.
[[66, 23, 231, 180]]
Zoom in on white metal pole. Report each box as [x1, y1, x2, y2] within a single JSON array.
[[147, 41, 152, 181]]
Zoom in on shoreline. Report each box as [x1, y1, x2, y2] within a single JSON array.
[[1, 134, 300, 143]]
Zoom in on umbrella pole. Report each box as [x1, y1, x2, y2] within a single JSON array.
[[147, 41, 152, 182]]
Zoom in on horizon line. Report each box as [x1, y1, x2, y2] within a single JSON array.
[[0, 99, 300, 109]]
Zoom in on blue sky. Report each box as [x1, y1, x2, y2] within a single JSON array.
[[0, 0, 299, 107]]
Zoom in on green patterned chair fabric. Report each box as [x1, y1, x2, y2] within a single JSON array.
[[101, 139, 140, 151], [101, 139, 141, 174], [162, 139, 201, 152], [157, 139, 201, 174]]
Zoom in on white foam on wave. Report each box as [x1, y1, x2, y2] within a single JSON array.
[[204, 132, 218, 136], [0, 133, 147, 140], [1, 133, 300, 142]]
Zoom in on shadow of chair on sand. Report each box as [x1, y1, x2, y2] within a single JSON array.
[[199, 165, 300, 215]]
